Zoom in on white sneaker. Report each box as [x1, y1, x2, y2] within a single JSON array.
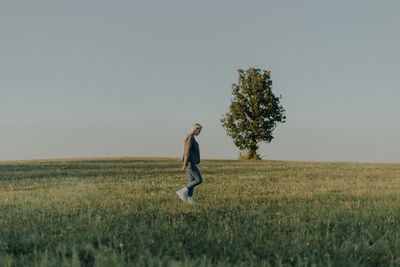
[[176, 189, 187, 202], [188, 198, 200, 205]]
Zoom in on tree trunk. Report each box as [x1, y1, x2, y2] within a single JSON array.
[[239, 149, 261, 160]]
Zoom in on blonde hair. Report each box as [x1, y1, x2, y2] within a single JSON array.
[[185, 123, 203, 140]]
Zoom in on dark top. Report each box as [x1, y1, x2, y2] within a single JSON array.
[[183, 135, 200, 166]]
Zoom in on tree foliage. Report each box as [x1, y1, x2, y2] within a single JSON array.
[[221, 68, 286, 160]]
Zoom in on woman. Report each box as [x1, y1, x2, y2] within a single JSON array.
[[176, 123, 203, 205]]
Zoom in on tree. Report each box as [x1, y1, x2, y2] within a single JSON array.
[[221, 68, 286, 160]]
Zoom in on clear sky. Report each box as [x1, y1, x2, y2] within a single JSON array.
[[1, 0, 399, 163]]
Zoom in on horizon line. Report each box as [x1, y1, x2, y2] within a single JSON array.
[[0, 156, 397, 165]]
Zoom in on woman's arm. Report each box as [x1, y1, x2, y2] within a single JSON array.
[[182, 136, 193, 170]]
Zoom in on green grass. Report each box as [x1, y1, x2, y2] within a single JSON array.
[[1, 157, 400, 266]]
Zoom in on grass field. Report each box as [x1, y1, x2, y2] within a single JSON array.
[[1, 157, 400, 266]]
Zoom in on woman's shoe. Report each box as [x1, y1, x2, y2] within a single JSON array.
[[176, 188, 187, 202], [188, 198, 199, 205]]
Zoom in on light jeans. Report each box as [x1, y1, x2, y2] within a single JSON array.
[[185, 162, 203, 197]]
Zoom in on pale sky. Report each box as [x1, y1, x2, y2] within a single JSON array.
[[1, 0, 399, 163]]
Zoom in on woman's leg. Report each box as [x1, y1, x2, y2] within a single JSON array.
[[185, 163, 202, 197]]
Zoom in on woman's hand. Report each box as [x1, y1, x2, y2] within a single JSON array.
[[181, 165, 186, 171]]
